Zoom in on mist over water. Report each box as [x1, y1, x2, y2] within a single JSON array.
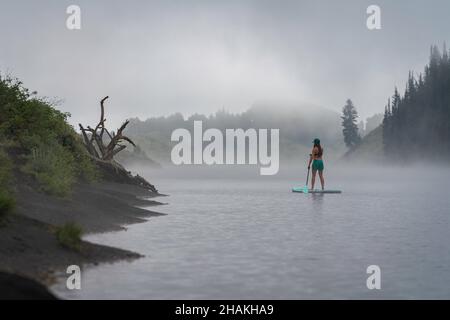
[[53, 165, 450, 299]]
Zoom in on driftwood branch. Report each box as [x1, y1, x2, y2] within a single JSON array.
[[78, 96, 135, 161], [78, 96, 158, 193]]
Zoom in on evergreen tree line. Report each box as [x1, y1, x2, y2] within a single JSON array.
[[383, 45, 450, 160]]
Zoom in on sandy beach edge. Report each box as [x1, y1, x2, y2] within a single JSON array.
[[0, 180, 166, 299]]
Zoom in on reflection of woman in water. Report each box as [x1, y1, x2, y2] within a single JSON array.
[[307, 138, 325, 190]]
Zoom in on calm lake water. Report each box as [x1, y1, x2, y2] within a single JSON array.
[[52, 165, 450, 299]]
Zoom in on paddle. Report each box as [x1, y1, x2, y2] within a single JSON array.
[[303, 154, 312, 193]]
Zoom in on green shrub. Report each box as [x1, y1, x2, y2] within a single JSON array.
[[70, 135, 100, 183], [0, 148, 14, 221], [0, 148, 12, 184], [22, 143, 76, 196], [0, 75, 99, 195], [55, 222, 83, 251], [77, 155, 100, 183], [0, 192, 15, 223]]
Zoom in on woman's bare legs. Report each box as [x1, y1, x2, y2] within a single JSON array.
[[311, 169, 317, 190], [318, 170, 325, 190]]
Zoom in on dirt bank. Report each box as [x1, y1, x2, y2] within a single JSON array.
[[0, 180, 166, 297]]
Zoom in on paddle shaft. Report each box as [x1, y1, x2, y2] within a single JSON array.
[[305, 166, 310, 187], [305, 153, 312, 187]]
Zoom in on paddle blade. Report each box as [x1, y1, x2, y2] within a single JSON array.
[[302, 185, 309, 194]]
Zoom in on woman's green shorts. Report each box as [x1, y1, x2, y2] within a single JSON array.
[[312, 159, 324, 171]]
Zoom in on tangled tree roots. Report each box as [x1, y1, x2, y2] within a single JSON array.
[[95, 160, 158, 193], [79, 97, 157, 193]]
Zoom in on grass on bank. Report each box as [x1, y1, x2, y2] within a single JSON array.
[[0, 75, 99, 197], [55, 222, 83, 252], [0, 148, 15, 223]]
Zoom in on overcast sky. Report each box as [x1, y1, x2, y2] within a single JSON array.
[[1, 0, 449, 128]]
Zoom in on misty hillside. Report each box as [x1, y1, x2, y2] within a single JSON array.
[[348, 44, 450, 164], [125, 102, 346, 164], [115, 145, 161, 168], [382, 45, 450, 161], [343, 125, 383, 163]]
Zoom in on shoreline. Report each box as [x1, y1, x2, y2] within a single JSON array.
[[0, 180, 166, 299]]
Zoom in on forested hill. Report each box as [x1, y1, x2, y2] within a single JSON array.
[[125, 102, 346, 164], [382, 45, 450, 161], [346, 44, 450, 163]]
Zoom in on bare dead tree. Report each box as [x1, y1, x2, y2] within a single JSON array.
[[78, 96, 158, 193], [79, 96, 136, 161]]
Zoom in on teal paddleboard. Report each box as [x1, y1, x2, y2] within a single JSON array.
[[292, 187, 342, 194]]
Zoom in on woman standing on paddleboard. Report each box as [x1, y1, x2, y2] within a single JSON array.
[[307, 138, 325, 190]]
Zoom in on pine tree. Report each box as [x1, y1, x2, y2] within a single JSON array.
[[382, 43, 450, 160], [341, 99, 361, 148]]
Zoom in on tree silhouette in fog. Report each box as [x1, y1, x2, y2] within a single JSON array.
[[341, 99, 361, 148], [382, 44, 450, 160]]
